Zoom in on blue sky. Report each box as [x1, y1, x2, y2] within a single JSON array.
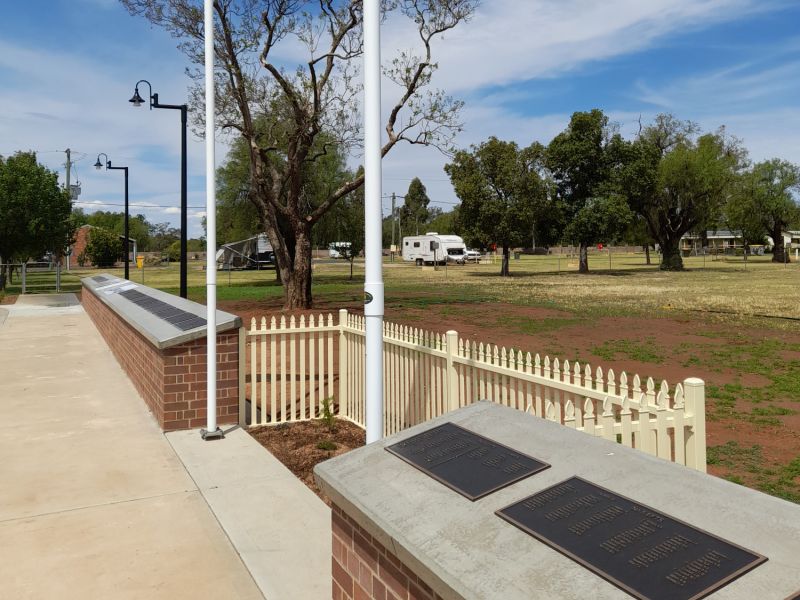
[[1, 0, 799, 237]]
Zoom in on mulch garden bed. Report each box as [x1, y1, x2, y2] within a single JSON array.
[[247, 418, 365, 502]]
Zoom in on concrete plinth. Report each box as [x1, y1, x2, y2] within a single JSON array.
[[315, 402, 800, 600]]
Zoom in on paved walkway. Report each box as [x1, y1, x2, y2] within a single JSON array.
[[167, 428, 332, 600], [0, 295, 264, 599]]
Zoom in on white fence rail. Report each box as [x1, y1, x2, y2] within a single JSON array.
[[244, 309, 706, 471]]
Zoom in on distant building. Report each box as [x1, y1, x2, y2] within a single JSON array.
[[680, 229, 800, 255], [66, 225, 92, 268], [64, 224, 137, 268], [680, 230, 745, 254]]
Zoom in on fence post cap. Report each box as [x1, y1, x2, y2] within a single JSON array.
[[683, 377, 705, 386]]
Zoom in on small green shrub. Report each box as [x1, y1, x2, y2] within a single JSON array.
[[316, 440, 338, 451], [321, 396, 336, 432], [85, 227, 122, 267]]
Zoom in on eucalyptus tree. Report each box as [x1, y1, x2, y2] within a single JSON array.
[[545, 109, 632, 273], [619, 115, 744, 270], [736, 159, 800, 263], [445, 137, 550, 276], [401, 177, 431, 235], [123, 0, 477, 308]]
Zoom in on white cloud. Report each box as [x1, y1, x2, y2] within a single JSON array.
[[3, 0, 795, 240], [381, 0, 772, 94], [0, 36, 219, 238], [635, 61, 800, 112], [376, 1, 799, 214]]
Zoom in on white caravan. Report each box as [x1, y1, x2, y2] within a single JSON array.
[[402, 233, 467, 265], [328, 242, 351, 258]]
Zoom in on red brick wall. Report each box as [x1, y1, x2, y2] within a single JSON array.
[[331, 504, 445, 600], [83, 289, 240, 431], [68, 225, 92, 268]]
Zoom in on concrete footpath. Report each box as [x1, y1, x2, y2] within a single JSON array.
[[167, 428, 332, 600], [0, 295, 263, 599]]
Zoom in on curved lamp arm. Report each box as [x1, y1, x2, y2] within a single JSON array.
[[94, 152, 110, 170], [129, 79, 154, 109]]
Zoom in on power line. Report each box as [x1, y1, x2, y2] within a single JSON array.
[[74, 201, 205, 209], [383, 177, 451, 182]]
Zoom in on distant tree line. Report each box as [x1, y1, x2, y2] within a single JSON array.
[[444, 110, 800, 275], [210, 108, 799, 284], [71, 208, 206, 267]]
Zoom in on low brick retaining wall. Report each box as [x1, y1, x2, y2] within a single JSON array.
[[331, 503, 443, 600], [82, 281, 241, 431]]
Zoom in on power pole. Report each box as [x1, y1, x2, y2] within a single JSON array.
[[64, 148, 72, 272], [391, 192, 396, 262], [65, 148, 71, 191]]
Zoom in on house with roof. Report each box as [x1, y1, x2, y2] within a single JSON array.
[[681, 229, 800, 256], [65, 224, 137, 268]]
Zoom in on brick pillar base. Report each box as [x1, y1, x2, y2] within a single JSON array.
[[331, 504, 444, 600]]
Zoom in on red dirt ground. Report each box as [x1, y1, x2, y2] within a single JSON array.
[[222, 297, 800, 497], [248, 419, 365, 501]]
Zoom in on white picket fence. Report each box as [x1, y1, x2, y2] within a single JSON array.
[[243, 309, 707, 471]]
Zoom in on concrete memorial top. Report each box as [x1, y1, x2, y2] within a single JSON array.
[[81, 273, 241, 349], [314, 402, 800, 600]]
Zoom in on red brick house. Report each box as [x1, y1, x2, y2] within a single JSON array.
[[65, 224, 136, 268], [66, 225, 92, 268]]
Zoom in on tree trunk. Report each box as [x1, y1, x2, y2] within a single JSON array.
[[772, 226, 788, 263], [644, 244, 651, 265], [271, 219, 314, 309], [349, 258, 354, 280], [578, 243, 589, 273], [659, 236, 684, 270], [500, 243, 510, 277]]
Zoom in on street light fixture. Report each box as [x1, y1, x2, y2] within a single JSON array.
[[129, 79, 189, 299], [95, 153, 131, 280]]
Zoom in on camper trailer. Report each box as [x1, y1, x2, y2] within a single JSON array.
[[328, 242, 351, 259], [216, 234, 274, 269], [402, 233, 466, 265]]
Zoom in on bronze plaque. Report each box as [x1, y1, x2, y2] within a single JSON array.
[[497, 477, 766, 600], [385, 422, 549, 501]]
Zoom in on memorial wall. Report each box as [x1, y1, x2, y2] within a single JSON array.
[[316, 402, 800, 600], [81, 274, 242, 431]]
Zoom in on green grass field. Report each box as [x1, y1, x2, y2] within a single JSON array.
[[10, 252, 799, 319], [5, 252, 799, 502]]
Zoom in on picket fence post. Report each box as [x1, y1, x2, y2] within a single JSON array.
[[238, 326, 246, 427], [338, 309, 349, 419], [683, 377, 707, 472], [445, 330, 459, 412]]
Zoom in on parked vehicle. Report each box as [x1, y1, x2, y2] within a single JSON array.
[[329, 242, 351, 259], [464, 249, 481, 262], [216, 233, 274, 269], [402, 233, 467, 265]]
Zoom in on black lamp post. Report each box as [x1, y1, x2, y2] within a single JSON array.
[[95, 153, 130, 280], [130, 79, 188, 299]]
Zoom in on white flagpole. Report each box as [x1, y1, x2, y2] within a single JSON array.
[[363, 0, 384, 443], [202, 0, 222, 440]]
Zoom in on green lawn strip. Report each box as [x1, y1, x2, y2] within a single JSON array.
[[707, 442, 800, 504], [590, 337, 664, 364], [494, 314, 583, 336]]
